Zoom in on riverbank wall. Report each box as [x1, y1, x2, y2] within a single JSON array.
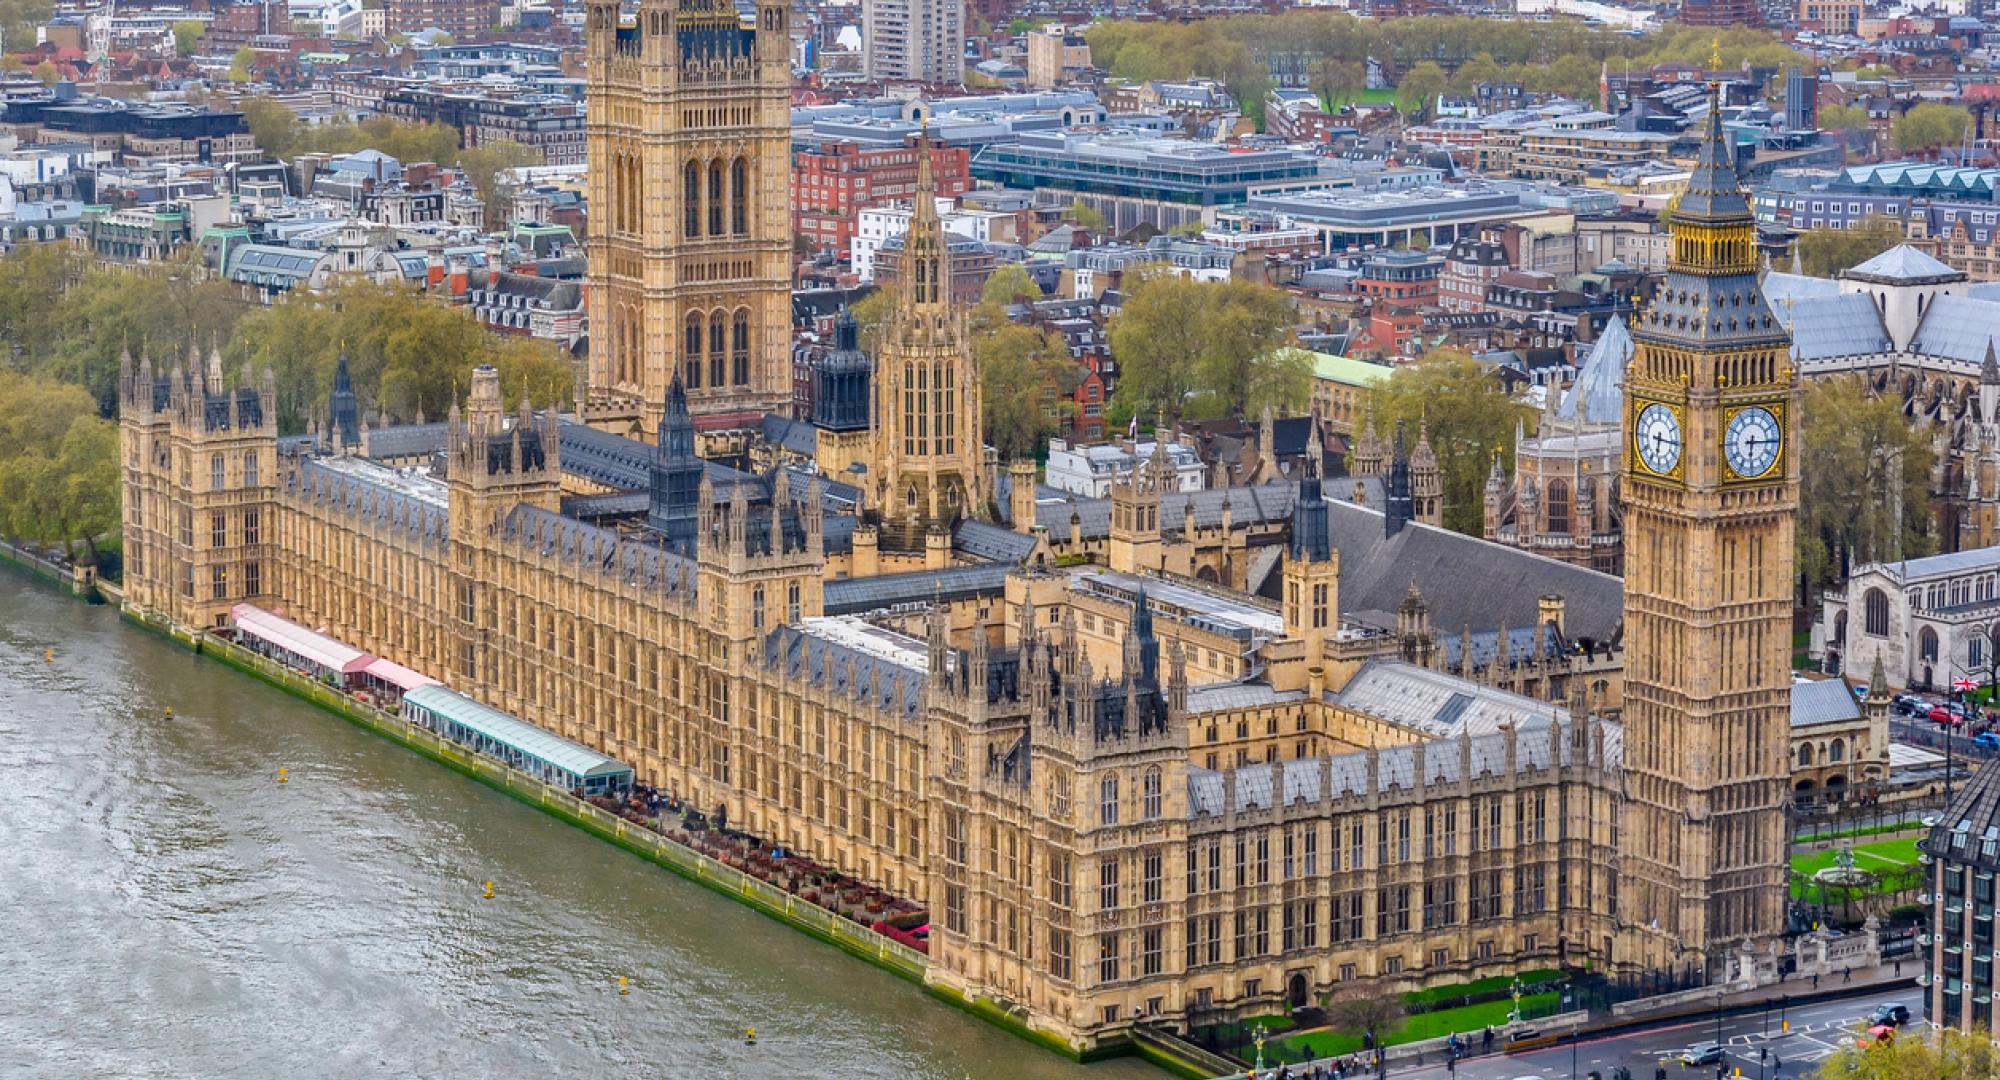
[[107, 603, 1191, 1075], [0, 539, 100, 599]]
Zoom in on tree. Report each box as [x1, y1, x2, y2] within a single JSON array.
[[1369, 349, 1535, 535], [1818, 1027, 1997, 1080], [227, 279, 571, 432], [979, 322, 1079, 461], [455, 139, 544, 223], [1793, 215, 1905, 278], [1065, 201, 1106, 231], [230, 45, 255, 83], [172, 19, 205, 57], [1312, 58, 1367, 113], [1892, 102, 1971, 154], [1453, 53, 1505, 96], [979, 264, 1040, 309], [1323, 984, 1405, 1046], [1819, 103, 1871, 132], [240, 95, 303, 159], [1797, 376, 1934, 594], [850, 286, 897, 357], [25, 251, 246, 414], [1189, 288, 1305, 419], [1394, 60, 1449, 119], [0, 372, 117, 554], [1108, 274, 1301, 422]]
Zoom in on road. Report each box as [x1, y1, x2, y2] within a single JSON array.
[[1375, 987, 1923, 1080]]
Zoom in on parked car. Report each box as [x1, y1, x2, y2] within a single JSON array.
[[1931, 705, 1956, 724], [1870, 1003, 1911, 1026], [1895, 693, 1926, 714], [1974, 733, 2000, 750], [1680, 1044, 1724, 1067]]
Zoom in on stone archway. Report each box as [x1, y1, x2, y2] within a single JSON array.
[[1288, 972, 1310, 1009]]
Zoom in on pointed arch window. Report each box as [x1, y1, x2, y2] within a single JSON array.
[[708, 161, 724, 237], [731, 308, 750, 386], [684, 313, 703, 389], [730, 158, 749, 235], [1546, 479, 1571, 536], [684, 161, 700, 238], [708, 311, 726, 388]]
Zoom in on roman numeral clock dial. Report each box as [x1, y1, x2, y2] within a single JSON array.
[[1632, 401, 1683, 479], [1723, 404, 1784, 482]]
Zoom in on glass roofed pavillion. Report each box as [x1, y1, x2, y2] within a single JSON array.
[[401, 684, 635, 796]]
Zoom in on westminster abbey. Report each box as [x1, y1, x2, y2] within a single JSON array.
[[117, 64, 1796, 1051]]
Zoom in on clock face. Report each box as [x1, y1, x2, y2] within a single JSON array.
[[1725, 405, 1783, 480], [1634, 402, 1683, 477]]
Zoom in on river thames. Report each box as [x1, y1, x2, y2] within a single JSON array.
[[0, 575, 1163, 1080]]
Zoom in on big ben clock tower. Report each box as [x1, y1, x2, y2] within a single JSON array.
[[1617, 81, 1797, 984]]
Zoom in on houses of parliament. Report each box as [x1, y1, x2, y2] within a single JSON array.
[[116, 17, 1799, 1052]]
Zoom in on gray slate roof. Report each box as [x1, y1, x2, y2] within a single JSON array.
[[823, 562, 1015, 615], [1032, 482, 1297, 538], [1186, 714, 1620, 817], [1791, 678, 1861, 728], [1910, 295, 2000, 364], [1848, 244, 1962, 284], [1556, 315, 1631, 424], [1321, 501, 1624, 644], [1335, 659, 1571, 738], [761, 621, 926, 719], [1778, 293, 1892, 361]]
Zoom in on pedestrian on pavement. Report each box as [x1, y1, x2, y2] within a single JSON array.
[[1483, 1027, 1495, 1053], [1843, 965, 1853, 983], [1811, 972, 1820, 990], [1894, 959, 1903, 976]]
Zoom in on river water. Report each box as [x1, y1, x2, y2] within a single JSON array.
[[0, 575, 1163, 1080]]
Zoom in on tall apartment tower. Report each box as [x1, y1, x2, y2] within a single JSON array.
[[584, 0, 794, 441], [863, 0, 963, 84], [1617, 82, 1798, 984]]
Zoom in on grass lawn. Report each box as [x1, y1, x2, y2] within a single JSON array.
[[1266, 993, 1560, 1062], [1792, 819, 1926, 844], [1789, 838, 1921, 897]]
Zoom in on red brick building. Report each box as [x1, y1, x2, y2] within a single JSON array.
[[791, 139, 970, 258]]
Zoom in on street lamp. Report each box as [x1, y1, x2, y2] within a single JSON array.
[[1714, 992, 1726, 1080]]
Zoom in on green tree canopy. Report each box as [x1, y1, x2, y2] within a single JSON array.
[[1818, 1026, 1996, 1080], [456, 139, 545, 223], [1797, 376, 1935, 593], [980, 264, 1041, 309], [1394, 60, 1449, 118], [1107, 273, 1302, 422], [1794, 215, 1905, 278], [228, 279, 573, 431], [172, 19, 205, 57], [978, 322, 1080, 461], [1819, 102, 1871, 132], [1367, 349, 1534, 536], [0, 371, 119, 553], [1892, 102, 1972, 153]]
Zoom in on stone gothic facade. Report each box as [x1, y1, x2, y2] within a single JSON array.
[[582, 0, 794, 438], [115, 80, 1798, 1058]]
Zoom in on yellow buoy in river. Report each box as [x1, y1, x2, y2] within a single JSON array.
[[483, 880, 495, 899], [278, 767, 288, 783], [619, 975, 630, 996], [44, 648, 53, 662], [745, 1027, 756, 1045]]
